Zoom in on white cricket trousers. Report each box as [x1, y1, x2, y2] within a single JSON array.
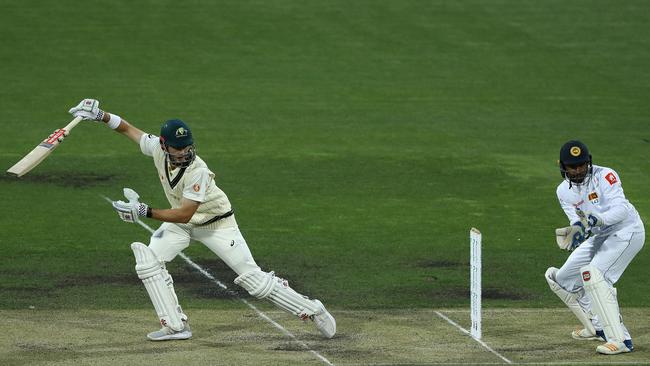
[[556, 231, 644, 291], [147, 219, 261, 276], [556, 229, 644, 337]]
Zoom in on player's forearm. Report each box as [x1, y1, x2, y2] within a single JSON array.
[[149, 207, 194, 223], [101, 112, 144, 144], [600, 204, 629, 226]]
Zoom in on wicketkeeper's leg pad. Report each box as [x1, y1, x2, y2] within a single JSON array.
[[545, 267, 596, 335], [234, 270, 320, 318], [132, 242, 185, 332], [580, 265, 626, 343]]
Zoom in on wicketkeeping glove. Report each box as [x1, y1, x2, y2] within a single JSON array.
[[555, 221, 587, 251], [68, 99, 104, 122], [111, 188, 150, 223], [576, 209, 604, 229]]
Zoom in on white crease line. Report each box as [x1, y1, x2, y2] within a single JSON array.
[[101, 195, 335, 366], [367, 363, 648, 366], [435, 311, 512, 364]]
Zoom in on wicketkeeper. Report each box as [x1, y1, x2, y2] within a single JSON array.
[[69, 99, 336, 341], [545, 140, 644, 354]]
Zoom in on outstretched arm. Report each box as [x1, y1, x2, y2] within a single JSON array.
[[99, 112, 145, 144], [69, 99, 146, 144]]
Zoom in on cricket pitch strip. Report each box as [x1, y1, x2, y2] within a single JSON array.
[[1, 308, 648, 365]]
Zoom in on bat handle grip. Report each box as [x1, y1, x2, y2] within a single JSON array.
[[63, 116, 84, 132]]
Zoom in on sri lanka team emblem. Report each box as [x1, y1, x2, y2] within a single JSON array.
[[588, 192, 599, 204], [570, 146, 581, 156]]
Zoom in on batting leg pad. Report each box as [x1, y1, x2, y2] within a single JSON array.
[[234, 270, 320, 318], [580, 265, 625, 342], [545, 267, 596, 335], [132, 242, 185, 331]]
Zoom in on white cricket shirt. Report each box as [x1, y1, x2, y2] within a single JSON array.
[[140, 134, 233, 225], [556, 164, 644, 239]]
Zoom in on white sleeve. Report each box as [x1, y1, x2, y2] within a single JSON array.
[[559, 198, 579, 225], [139, 134, 159, 157], [557, 186, 579, 225], [183, 168, 212, 203], [599, 169, 629, 225]]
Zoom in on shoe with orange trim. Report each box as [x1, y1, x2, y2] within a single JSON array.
[[596, 340, 633, 355]]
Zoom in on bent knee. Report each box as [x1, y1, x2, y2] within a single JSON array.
[[555, 267, 581, 292]]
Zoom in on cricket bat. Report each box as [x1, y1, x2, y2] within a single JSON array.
[[6, 116, 84, 177]]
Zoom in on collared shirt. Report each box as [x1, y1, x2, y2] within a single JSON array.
[[556, 164, 643, 239], [140, 133, 233, 225]]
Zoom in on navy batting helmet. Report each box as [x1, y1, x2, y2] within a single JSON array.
[[160, 119, 196, 168], [559, 140, 592, 185], [160, 119, 193, 148]]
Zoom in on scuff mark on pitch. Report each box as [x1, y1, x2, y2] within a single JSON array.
[[482, 288, 533, 300], [167, 259, 249, 299], [272, 342, 306, 352], [423, 287, 534, 300], [0, 172, 116, 187], [414, 259, 467, 268]]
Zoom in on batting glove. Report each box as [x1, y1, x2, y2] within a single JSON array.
[[68, 99, 104, 122], [111, 188, 151, 223]]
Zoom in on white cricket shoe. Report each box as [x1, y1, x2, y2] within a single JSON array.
[[311, 300, 336, 339], [147, 321, 192, 341], [597, 341, 632, 355], [571, 327, 605, 341]]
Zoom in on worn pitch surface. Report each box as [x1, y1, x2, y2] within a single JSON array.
[[2, 308, 649, 365]]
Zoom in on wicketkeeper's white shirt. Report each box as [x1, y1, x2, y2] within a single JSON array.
[[140, 133, 233, 225], [556, 164, 644, 239]]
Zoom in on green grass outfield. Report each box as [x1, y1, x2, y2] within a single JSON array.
[[1, 0, 649, 364]]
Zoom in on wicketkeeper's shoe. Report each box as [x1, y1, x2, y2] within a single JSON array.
[[147, 321, 192, 341], [311, 300, 336, 339], [571, 327, 606, 341], [596, 340, 632, 355]]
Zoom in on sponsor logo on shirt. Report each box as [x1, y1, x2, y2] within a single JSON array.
[[193, 184, 200, 192], [573, 200, 584, 208], [605, 172, 618, 185], [582, 271, 591, 282]]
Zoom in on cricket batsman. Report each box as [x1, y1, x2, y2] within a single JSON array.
[[69, 99, 336, 341], [545, 140, 644, 354]]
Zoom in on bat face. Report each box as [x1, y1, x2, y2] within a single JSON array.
[[6, 116, 82, 177], [6, 142, 60, 177]]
